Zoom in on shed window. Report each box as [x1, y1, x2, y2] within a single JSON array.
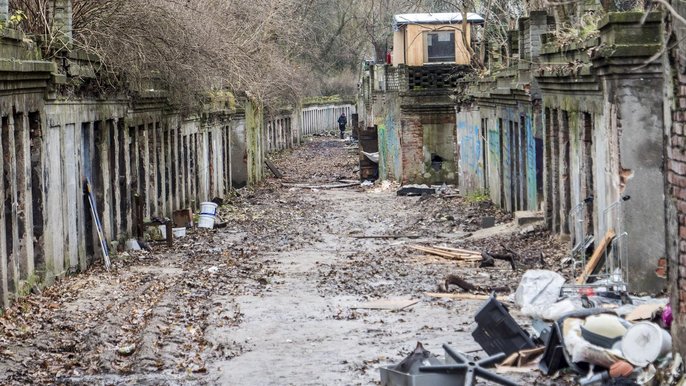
[[425, 31, 455, 63]]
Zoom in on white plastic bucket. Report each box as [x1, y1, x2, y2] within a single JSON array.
[[200, 201, 218, 215], [621, 322, 672, 366], [157, 225, 167, 239], [198, 214, 215, 229], [172, 227, 186, 238]]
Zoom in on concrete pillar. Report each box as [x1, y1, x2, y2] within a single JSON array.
[[224, 121, 231, 191], [0, 116, 7, 308], [141, 125, 150, 218], [52, 0, 73, 48], [180, 132, 187, 207], [171, 125, 178, 211], [4, 115, 19, 298], [0, 0, 8, 23], [15, 113, 34, 284], [111, 121, 121, 239], [158, 123, 166, 215], [151, 122, 159, 215]]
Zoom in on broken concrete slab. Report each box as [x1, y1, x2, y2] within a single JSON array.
[[397, 185, 436, 197], [514, 211, 544, 226]]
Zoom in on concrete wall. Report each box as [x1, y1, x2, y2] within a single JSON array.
[[363, 68, 459, 185], [300, 104, 355, 137], [0, 25, 355, 307], [529, 12, 666, 293], [456, 97, 541, 211], [374, 94, 403, 181]]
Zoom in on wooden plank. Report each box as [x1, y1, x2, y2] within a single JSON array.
[[352, 298, 420, 310], [265, 158, 283, 179], [85, 178, 111, 270], [354, 234, 420, 239], [424, 292, 490, 301], [431, 245, 481, 255], [409, 245, 460, 258], [409, 245, 481, 260], [575, 229, 616, 284], [281, 182, 358, 189]]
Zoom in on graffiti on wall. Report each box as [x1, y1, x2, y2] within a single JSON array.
[[456, 116, 485, 193], [525, 114, 538, 210]]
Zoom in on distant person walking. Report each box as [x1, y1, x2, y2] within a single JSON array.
[[338, 112, 347, 139]]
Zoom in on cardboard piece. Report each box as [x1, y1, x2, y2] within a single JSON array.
[[625, 303, 664, 321]]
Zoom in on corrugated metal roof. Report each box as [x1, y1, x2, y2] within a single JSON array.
[[393, 12, 484, 31]]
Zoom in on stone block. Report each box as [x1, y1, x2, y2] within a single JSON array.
[[514, 210, 544, 226], [481, 216, 496, 229]]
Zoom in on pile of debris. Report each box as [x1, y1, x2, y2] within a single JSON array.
[[380, 266, 677, 386]]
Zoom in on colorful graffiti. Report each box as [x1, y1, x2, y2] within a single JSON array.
[[457, 106, 541, 212]]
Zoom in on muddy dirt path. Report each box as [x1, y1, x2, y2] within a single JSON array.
[[0, 136, 568, 385]]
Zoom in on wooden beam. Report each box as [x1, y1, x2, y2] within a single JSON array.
[[575, 229, 616, 284]]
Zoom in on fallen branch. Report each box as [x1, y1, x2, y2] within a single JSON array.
[[281, 182, 358, 189], [444, 274, 509, 293], [354, 234, 420, 239], [479, 251, 517, 271]]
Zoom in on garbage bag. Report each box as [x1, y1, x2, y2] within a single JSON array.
[[515, 270, 565, 316]]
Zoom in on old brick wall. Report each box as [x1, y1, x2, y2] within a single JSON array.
[[666, 0, 686, 353]]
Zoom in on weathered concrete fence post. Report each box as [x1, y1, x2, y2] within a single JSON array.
[[0, 0, 8, 22]]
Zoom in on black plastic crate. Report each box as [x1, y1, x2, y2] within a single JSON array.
[[539, 321, 568, 375], [471, 296, 535, 356]]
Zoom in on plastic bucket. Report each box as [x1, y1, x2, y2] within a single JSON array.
[[200, 202, 218, 215], [157, 225, 167, 239], [172, 227, 186, 238], [621, 322, 672, 366], [198, 214, 215, 229]]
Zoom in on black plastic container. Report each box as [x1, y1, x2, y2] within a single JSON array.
[[471, 296, 536, 357], [539, 321, 568, 375]]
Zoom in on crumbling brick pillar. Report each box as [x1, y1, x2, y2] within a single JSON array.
[[51, 0, 72, 48]]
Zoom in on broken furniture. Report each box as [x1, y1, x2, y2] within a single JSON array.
[[419, 344, 518, 386], [133, 195, 174, 247], [472, 296, 535, 357], [379, 343, 518, 386]]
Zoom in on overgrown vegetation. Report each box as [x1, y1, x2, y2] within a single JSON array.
[[3, 0, 627, 110], [465, 191, 490, 203]]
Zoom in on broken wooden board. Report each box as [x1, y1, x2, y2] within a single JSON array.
[[409, 245, 481, 260], [265, 158, 283, 178], [501, 347, 545, 367], [281, 182, 358, 189], [431, 245, 481, 255], [625, 303, 664, 321], [575, 229, 616, 284], [354, 234, 420, 239], [424, 292, 491, 301], [414, 255, 478, 267], [351, 298, 420, 310]]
